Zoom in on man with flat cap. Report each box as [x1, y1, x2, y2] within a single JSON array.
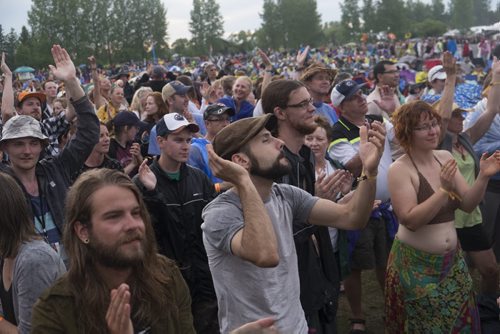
[[135, 112, 219, 333], [201, 113, 386, 333]]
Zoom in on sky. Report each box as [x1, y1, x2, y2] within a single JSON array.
[[0, 0, 342, 41]]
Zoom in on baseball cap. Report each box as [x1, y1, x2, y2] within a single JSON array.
[[112, 111, 144, 128], [0, 115, 48, 144], [17, 91, 46, 105], [156, 113, 200, 137], [428, 65, 447, 82], [330, 80, 365, 107], [161, 81, 193, 102], [213, 114, 277, 160], [203, 103, 235, 120]]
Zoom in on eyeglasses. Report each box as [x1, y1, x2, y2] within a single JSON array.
[[206, 117, 229, 123], [382, 70, 400, 74], [286, 98, 314, 109], [414, 121, 439, 131]]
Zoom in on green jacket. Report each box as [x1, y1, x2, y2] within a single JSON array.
[[31, 259, 195, 334]]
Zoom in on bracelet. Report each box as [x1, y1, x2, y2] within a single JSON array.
[[438, 187, 462, 202], [490, 81, 500, 87], [356, 173, 377, 183], [295, 66, 305, 71], [214, 183, 221, 193]]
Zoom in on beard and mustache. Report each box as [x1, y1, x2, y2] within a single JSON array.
[[88, 230, 145, 269]]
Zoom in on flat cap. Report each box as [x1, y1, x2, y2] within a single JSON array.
[[213, 114, 277, 160]]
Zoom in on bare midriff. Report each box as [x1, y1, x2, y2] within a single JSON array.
[[396, 221, 457, 255]]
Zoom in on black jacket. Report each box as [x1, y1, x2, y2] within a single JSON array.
[[134, 161, 217, 302], [277, 145, 340, 321], [1, 96, 99, 235]]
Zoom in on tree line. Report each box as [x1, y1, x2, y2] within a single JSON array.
[[1, 0, 500, 70]]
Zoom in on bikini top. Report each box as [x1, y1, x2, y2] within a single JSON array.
[[409, 155, 461, 225]]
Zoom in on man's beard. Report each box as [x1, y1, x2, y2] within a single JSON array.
[[248, 151, 292, 180], [292, 120, 316, 135], [88, 230, 145, 269]]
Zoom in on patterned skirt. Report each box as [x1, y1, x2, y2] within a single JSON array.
[[385, 238, 480, 333]]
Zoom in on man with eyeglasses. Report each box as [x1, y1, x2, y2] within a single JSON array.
[[300, 63, 339, 125], [367, 60, 402, 121], [262, 79, 343, 333], [329, 79, 398, 333]]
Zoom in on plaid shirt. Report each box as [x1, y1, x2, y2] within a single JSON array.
[[41, 112, 70, 157]]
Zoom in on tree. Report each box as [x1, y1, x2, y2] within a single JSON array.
[[473, 0, 493, 26], [279, 0, 322, 48], [430, 0, 446, 22], [341, 0, 361, 34], [258, 0, 284, 48], [189, 0, 224, 55], [361, 0, 376, 33], [373, 0, 408, 37], [450, 0, 474, 30]]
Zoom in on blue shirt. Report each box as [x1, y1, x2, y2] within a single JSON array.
[[188, 137, 222, 183], [313, 102, 338, 125], [218, 97, 254, 122]]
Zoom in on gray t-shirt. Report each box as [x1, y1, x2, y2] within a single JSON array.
[[201, 183, 319, 334], [0, 239, 66, 334]]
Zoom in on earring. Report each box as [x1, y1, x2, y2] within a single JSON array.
[[83, 238, 90, 244]]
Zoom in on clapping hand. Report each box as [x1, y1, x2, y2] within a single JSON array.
[[106, 284, 133, 334], [315, 170, 352, 201], [479, 151, 500, 178], [373, 85, 397, 114], [138, 158, 157, 191], [358, 121, 386, 177], [439, 159, 458, 192]]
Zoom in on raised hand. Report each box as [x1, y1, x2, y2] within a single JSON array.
[[441, 51, 456, 76], [207, 144, 249, 185], [296, 45, 310, 67], [373, 85, 397, 114], [1, 52, 12, 76], [88, 55, 97, 71], [106, 284, 133, 334], [439, 158, 458, 192], [138, 158, 157, 191], [48, 45, 76, 82], [358, 121, 386, 177], [257, 48, 273, 70], [479, 151, 500, 177]]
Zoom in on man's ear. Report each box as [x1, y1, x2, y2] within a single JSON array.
[[231, 152, 250, 169], [273, 106, 286, 121], [74, 221, 90, 243]]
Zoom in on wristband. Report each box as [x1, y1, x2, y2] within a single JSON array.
[[490, 81, 500, 87], [214, 183, 221, 193], [356, 173, 377, 183], [439, 187, 462, 201]]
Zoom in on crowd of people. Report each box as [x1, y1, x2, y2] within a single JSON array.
[[0, 31, 499, 334]]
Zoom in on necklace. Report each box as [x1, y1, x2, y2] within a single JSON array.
[[453, 141, 466, 160]]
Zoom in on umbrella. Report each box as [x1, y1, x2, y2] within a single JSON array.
[[13, 66, 35, 74]]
